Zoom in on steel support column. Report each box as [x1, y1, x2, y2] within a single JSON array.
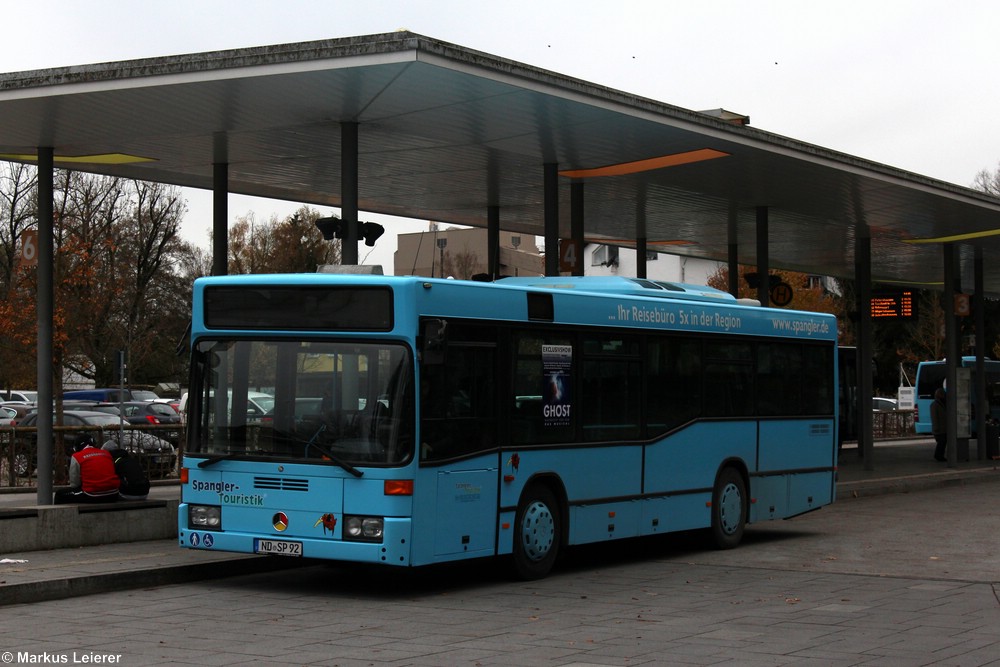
[[544, 163, 559, 276], [943, 243, 959, 467], [727, 205, 739, 297], [635, 187, 647, 279], [342, 122, 359, 265], [974, 247, 987, 460], [487, 205, 500, 280], [571, 181, 584, 276], [212, 162, 228, 276], [36, 147, 54, 505], [855, 228, 874, 469], [755, 206, 769, 307], [636, 238, 647, 278]]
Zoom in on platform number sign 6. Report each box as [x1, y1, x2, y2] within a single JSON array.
[[19, 230, 38, 267]]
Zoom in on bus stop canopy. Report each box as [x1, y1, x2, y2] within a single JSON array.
[[2, 31, 1000, 291]]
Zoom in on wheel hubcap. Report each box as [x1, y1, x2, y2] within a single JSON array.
[[520, 500, 555, 562], [718, 482, 742, 535]]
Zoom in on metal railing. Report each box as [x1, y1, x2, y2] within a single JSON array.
[[872, 409, 915, 439], [1, 424, 182, 489]]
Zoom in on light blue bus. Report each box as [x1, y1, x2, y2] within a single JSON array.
[[913, 357, 1000, 434], [179, 274, 838, 578]]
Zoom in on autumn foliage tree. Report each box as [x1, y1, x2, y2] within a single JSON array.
[[706, 265, 844, 318], [227, 206, 339, 274], [0, 166, 196, 392]]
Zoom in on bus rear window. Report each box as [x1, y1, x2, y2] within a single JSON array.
[[204, 286, 393, 331]]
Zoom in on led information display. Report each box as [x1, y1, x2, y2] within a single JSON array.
[[870, 289, 917, 320]]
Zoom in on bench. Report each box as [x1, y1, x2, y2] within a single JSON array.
[[0, 497, 178, 553]]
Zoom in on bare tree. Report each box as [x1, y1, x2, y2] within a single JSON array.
[[0, 162, 37, 297], [972, 162, 1000, 196], [228, 207, 339, 275], [441, 248, 483, 280]]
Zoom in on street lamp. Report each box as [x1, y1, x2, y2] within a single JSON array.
[[436, 237, 448, 278]]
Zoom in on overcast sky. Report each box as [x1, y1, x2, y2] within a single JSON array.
[[5, 0, 1000, 268]]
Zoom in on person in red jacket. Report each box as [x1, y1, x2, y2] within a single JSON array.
[[54, 435, 120, 504]]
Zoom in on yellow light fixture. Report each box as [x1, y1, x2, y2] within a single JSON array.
[[0, 152, 155, 165], [560, 148, 729, 179], [903, 228, 1000, 244], [877, 279, 943, 287], [585, 237, 694, 246]]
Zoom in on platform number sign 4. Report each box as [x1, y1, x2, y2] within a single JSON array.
[[559, 239, 580, 273]]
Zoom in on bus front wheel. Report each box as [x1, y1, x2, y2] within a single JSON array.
[[512, 485, 560, 580], [710, 467, 746, 550]]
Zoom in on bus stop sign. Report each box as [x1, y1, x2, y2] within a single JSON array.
[[769, 281, 793, 307]]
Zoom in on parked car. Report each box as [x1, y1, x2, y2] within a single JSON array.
[[100, 430, 177, 478], [179, 390, 274, 424], [1, 390, 37, 403], [10, 410, 127, 478], [0, 404, 33, 426], [62, 400, 121, 414], [130, 390, 160, 401], [11, 410, 175, 478], [114, 401, 182, 443], [63, 388, 132, 402], [872, 397, 899, 412]]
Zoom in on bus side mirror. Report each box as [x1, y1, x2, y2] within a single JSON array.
[[421, 319, 447, 365]]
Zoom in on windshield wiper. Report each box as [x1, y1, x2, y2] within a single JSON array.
[[305, 424, 364, 478], [197, 453, 246, 468]]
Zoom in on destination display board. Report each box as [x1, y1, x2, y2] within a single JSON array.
[[870, 289, 917, 320]]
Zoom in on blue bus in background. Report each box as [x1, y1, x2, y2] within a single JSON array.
[[913, 357, 1000, 434], [179, 274, 839, 578]]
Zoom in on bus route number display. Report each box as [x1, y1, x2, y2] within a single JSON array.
[[870, 290, 917, 320]]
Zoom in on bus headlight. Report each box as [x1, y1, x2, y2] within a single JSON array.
[[343, 515, 383, 542], [189, 504, 222, 531]]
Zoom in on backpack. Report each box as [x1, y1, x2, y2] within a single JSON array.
[[112, 450, 150, 498]]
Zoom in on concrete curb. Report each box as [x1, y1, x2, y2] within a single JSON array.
[[837, 466, 1000, 499], [0, 554, 304, 607]]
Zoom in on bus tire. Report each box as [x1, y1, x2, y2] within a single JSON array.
[[512, 485, 560, 580], [710, 467, 746, 550]]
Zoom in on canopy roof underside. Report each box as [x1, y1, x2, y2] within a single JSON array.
[[2, 32, 1000, 291]]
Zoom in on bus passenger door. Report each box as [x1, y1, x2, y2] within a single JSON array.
[[419, 319, 500, 559], [433, 461, 499, 558]]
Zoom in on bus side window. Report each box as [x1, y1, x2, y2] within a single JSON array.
[[757, 343, 801, 416], [511, 332, 574, 445], [646, 336, 701, 435], [703, 342, 753, 417], [420, 338, 496, 462], [581, 335, 641, 441]]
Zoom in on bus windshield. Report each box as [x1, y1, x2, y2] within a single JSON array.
[[188, 338, 413, 466]]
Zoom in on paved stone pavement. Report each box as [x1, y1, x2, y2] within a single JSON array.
[[2, 475, 999, 666]]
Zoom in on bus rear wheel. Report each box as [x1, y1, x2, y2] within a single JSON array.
[[710, 467, 746, 550], [512, 485, 560, 580]]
